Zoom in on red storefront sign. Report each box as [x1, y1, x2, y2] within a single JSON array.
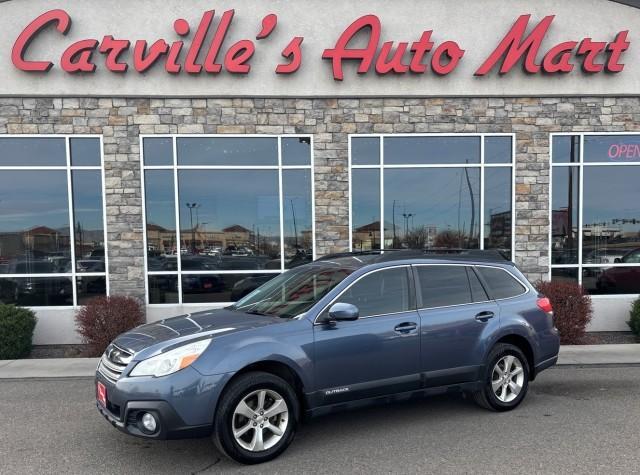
[[10, 9, 631, 80]]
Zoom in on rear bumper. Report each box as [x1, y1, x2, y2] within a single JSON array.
[[533, 355, 558, 379]]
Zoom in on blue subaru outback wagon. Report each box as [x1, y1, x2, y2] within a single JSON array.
[[96, 250, 560, 464]]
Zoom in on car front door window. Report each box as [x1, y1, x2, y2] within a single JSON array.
[[333, 267, 411, 317]]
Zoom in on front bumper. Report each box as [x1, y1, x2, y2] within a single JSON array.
[[96, 399, 212, 439], [95, 366, 232, 440]]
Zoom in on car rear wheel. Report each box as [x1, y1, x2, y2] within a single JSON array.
[[473, 343, 529, 412], [213, 371, 299, 465]]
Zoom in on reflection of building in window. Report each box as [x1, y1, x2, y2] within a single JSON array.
[[350, 134, 514, 257], [142, 135, 314, 305], [487, 210, 512, 249], [0, 136, 107, 306], [353, 221, 383, 250], [551, 133, 640, 295]]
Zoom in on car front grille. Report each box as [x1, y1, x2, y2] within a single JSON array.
[[98, 343, 133, 383]]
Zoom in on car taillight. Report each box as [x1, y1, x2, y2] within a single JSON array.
[[537, 297, 553, 314]]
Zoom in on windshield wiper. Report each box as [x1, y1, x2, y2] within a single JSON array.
[[244, 309, 272, 317]]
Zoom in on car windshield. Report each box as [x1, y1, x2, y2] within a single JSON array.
[[229, 265, 355, 319]]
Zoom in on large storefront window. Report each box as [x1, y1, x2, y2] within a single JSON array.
[[142, 135, 314, 305], [350, 134, 514, 258], [551, 134, 640, 295], [0, 136, 107, 306]]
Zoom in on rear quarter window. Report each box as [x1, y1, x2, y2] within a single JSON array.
[[476, 266, 526, 300]]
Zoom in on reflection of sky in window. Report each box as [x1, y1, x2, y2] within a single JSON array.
[[72, 171, 104, 232], [145, 170, 176, 230], [282, 138, 311, 166], [283, 170, 312, 236], [484, 137, 512, 164], [484, 168, 511, 219], [552, 136, 580, 163], [385, 137, 480, 165], [177, 138, 278, 166], [352, 169, 380, 228], [384, 168, 480, 234], [583, 167, 640, 231], [70, 138, 101, 166], [351, 138, 380, 165], [0, 138, 66, 166], [0, 171, 70, 232], [178, 170, 280, 235]]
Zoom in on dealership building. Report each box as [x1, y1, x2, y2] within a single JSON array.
[[1, 0, 640, 344]]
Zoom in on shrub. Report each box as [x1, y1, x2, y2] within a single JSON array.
[[535, 280, 592, 345], [0, 305, 37, 359], [628, 297, 640, 336], [75, 295, 145, 357]]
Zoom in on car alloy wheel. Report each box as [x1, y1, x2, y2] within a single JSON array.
[[491, 355, 525, 403], [214, 372, 299, 464], [473, 343, 529, 412], [232, 389, 289, 452]]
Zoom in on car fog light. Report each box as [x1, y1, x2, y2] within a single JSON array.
[[141, 412, 157, 432]]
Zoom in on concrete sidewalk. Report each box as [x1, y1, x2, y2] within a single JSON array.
[[0, 344, 639, 379], [0, 358, 100, 379]]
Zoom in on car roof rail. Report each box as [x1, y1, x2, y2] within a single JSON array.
[[316, 248, 512, 264]]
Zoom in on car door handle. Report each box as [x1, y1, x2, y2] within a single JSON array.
[[394, 322, 418, 334], [475, 311, 495, 322]]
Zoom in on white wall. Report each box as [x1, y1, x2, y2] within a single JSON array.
[[31, 299, 634, 345], [0, 0, 639, 97]]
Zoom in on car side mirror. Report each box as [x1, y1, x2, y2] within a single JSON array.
[[327, 303, 359, 322], [614, 258, 622, 263]]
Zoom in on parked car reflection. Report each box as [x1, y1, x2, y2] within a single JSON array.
[[230, 275, 277, 300], [589, 248, 640, 294], [0, 276, 73, 306]]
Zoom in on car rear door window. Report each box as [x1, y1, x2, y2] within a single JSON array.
[[476, 266, 526, 299], [335, 267, 411, 317], [416, 266, 472, 308]]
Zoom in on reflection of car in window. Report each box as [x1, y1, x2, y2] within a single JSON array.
[[595, 248, 640, 294], [615, 248, 640, 264], [90, 249, 105, 258], [182, 275, 224, 293], [9, 260, 56, 274], [584, 249, 629, 265], [230, 275, 276, 301], [76, 260, 106, 273]]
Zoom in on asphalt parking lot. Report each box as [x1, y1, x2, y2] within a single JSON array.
[[1, 366, 639, 474]]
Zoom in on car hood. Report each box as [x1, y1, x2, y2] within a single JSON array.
[[112, 308, 284, 354]]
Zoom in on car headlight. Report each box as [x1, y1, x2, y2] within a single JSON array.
[[129, 339, 211, 378]]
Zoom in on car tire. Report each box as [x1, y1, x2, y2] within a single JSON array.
[[473, 343, 530, 412], [213, 371, 299, 465]]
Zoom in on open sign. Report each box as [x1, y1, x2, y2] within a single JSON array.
[[583, 136, 640, 163], [608, 143, 640, 161]]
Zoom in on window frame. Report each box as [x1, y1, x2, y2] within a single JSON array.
[[348, 133, 516, 257], [549, 132, 640, 298], [313, 265, 414, 324], [140, 134, 316, 307], [0, 134, 109, 308]]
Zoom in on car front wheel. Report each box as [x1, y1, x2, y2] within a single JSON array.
[[214, 371, 299, 465], [473, 343, 529, 411]]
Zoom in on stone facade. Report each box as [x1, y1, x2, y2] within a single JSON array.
[[2, 96, 640, 301]]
